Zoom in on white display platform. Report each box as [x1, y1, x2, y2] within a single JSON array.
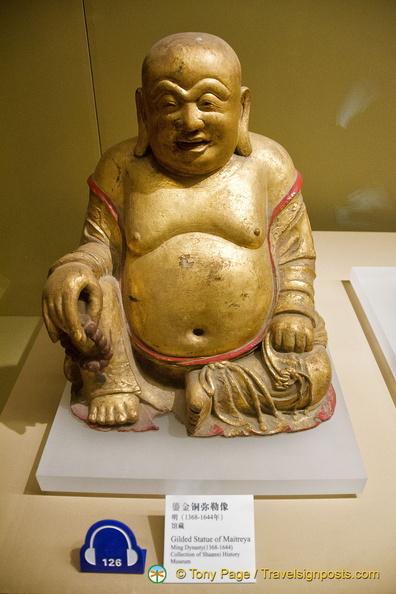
[[36, 369, 366, 496], [350, 267, 396, 380]]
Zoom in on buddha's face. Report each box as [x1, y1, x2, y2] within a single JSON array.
[[141, 43, 246, 176]]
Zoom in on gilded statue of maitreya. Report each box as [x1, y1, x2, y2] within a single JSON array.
[[42, 33, 335, 436]]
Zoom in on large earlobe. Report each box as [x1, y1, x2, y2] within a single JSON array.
[[134, 88, 150, 158], [235, 87, 252, 157]]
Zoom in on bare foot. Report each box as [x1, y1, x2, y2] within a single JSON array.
[[88, 393, 139, 426], [185, 370, 212, 434]]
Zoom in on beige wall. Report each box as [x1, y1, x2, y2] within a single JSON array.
[[1, 0, 395, 317], [1, 0, 100, 316]]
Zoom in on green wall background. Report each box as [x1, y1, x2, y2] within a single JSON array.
[[1, 0, 101, 317], [1, 0, 396, 317]]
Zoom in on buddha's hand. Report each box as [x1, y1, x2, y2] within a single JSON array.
[[42, 263, 103, 350], [269, 314, 314, 353]]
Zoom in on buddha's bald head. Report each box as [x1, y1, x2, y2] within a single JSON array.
[[142, 32, 242, 91], [135, 32, 251, 175]]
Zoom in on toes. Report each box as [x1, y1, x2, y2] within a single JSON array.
[[110, 398, 138, 424], [97, 404, 108, 424], [188, 408, 201, 424], [115, 401, 127, 423], [115, 411, 127, 424], [88, 406, 98, 424], [88, 395, 139, 426], [123, 394, 139, 423], [186, 386, 212, 432], [189, 400, 204, 414], [124, 403, 138, 423], [185, 374, 213, 432], [105, 405, 116, 425]]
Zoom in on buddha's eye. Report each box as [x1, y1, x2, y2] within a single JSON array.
[[198, 94, 221, 111], [157, 95, 179, 112]]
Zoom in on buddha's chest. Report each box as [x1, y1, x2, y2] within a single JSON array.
[[124, 170, 268, 255]]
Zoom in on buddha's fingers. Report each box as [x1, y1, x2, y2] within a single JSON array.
[[42, 300, 61, 343]]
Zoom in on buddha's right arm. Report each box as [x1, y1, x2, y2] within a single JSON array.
[[43, 193, 122, 344]]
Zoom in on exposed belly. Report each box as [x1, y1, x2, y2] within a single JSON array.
[[123, 233, 274, 357]]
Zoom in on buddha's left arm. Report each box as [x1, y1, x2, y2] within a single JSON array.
[[269, 192, 317, 353]]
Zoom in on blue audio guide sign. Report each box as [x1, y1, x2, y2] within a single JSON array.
[[80, 519, 147, 574]]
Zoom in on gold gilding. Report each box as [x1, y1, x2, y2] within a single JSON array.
[[42, 32, 334, 437]]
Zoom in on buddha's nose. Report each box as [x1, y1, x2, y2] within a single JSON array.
[[175, 103, 204, 132]]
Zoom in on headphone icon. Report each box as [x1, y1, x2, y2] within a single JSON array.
[[84, 524, 138, 566]]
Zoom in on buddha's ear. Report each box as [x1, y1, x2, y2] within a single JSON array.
[[134, 88, 150, 157], [235, 86, 252, 157]]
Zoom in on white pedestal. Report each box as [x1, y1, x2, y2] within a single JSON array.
[[350, 267, 396, 380], [36, 368, 366, 496]]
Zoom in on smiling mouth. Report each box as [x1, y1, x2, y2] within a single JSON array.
[[176, 139, 209, 151]]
